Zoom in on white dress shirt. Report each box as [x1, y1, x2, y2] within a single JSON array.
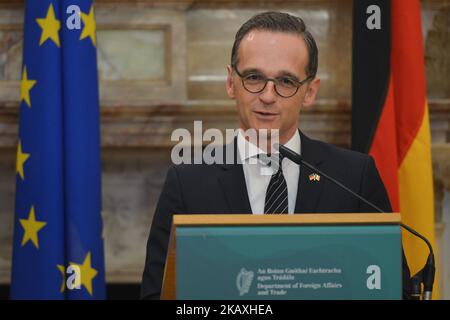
[[237, 129, 301, 214]]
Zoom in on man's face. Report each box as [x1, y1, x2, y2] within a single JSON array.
[[226, 30, 320, 144]]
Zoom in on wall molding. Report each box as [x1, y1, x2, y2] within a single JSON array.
[[1, 99, 449, 148]]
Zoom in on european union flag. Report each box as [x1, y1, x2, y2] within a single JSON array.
[[11, 0, 105, 299]]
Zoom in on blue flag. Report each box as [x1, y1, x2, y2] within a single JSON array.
[[11, 0, 105, 299]]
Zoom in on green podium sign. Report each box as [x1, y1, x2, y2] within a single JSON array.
[[162, 214, 402, 300]]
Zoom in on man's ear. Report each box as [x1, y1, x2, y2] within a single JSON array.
[[226, 65, 235, 99], [302, 77, 320, 108]]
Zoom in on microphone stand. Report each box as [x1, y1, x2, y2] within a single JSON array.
[[277, 144, 436, 300]]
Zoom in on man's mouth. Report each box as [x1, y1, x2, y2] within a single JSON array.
[[253, 110, 279, 120]]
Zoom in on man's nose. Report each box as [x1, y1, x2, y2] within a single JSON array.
[[259, 81, 277, 104]]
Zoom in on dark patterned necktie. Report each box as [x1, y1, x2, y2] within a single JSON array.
[[264, 153, 288, 214]]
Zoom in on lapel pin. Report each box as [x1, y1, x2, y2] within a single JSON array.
[[309, 173, 321, 182]]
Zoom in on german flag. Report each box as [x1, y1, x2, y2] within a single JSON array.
[[352, 0, 438, 298]]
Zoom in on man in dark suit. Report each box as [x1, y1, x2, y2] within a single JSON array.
[[141, 11, 410, 299]]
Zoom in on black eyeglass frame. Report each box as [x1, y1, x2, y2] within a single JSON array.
[[232, 64, 313, 98]]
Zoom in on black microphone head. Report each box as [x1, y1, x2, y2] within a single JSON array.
[[277, 144, 303, 164], [278, 144, 288, 153]]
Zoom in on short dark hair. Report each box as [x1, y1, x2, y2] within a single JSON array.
[[231, 11, 318, 79]]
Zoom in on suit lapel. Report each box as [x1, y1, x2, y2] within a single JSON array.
[[295, 131, 327, 213], [218, 139, 252, 214]]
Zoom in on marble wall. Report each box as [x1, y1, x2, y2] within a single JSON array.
[[0, 0, 449, 298]]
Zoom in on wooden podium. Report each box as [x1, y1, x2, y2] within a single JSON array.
[[161, 213, 401, 300]]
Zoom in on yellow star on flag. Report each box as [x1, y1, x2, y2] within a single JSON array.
[[70, 252, 98, 296], [57, 265, 66, 293], [16, 140, 30, 180], [19, 66, 36, 108], [19, 206, 47, 249], [36, 3, 61, 47], [80, 6, 97, 46]]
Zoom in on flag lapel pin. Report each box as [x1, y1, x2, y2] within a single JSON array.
[[309, 173, 321, 182]]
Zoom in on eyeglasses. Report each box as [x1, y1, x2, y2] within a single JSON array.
[[233, 65, 312, 98]]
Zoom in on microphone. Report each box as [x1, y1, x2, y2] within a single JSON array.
[[275, 143, 436, 300]]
